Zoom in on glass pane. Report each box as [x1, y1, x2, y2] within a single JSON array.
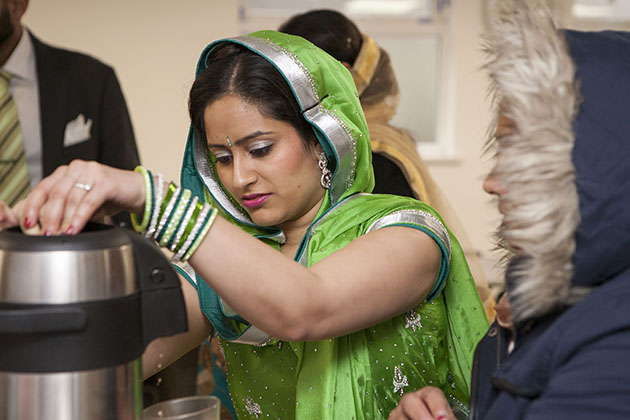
[[240, 0, 448, 150], [372, 34, 441, 144]]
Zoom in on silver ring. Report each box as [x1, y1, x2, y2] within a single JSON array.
[[74, 182, 92, 192]]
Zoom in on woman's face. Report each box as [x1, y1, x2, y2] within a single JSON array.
[[204, 94, 325, 229]]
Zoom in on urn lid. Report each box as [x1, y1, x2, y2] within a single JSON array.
[[0, 224, 136, 304]]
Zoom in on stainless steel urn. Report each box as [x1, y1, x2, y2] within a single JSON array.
[[0, 224, 188, 420]]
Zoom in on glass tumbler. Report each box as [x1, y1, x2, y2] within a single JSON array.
[[142, 395, 220, 420]]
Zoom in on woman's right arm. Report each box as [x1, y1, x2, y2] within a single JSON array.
[[9, 162, 211, 379]]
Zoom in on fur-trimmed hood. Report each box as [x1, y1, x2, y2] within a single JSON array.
[[485, 0, 630, 324]]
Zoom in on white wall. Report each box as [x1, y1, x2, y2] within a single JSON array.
[[427, 0, 503, 287], [23, 0, 503, 287], [23, 0, 239, 184]]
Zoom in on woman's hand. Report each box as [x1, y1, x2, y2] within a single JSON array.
[[0, 200, 19, 229], [19, 160, 146, 235], [0, 200, 43, 234], [388, 387, 455, 420]]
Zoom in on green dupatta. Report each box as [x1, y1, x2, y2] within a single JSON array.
[[177, 30, 488, 419]]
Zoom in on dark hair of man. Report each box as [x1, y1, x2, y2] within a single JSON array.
[[278, 9, 363, 66], [188, 42, 318, 150], [0, 2, 15, 46]]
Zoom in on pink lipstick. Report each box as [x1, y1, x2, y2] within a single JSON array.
[[242, 193, 271, 208]]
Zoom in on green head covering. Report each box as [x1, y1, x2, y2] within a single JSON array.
[[181, 30, 374, 242]]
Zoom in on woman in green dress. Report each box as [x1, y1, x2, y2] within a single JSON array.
[[4, 31, 487, 419]]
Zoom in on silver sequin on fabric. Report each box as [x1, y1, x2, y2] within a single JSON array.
[[404, 309, 423, 332], [447, 372, 456, 389], [245, 396, 262, 418], [393, 366, 409, 396]]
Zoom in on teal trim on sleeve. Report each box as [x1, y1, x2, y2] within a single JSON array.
[[196, 277, 253, 340], [173, 261, 253, 340], [173, 264, 195, 287], [380, 222, 450, 302]]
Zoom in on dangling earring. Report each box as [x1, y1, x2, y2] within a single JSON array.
[[318, 152, 331, 189]]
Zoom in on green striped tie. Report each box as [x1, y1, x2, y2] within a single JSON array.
[[0, 69, 30, 206]]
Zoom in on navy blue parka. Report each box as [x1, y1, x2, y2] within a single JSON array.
[[471, 3, 630, 419]]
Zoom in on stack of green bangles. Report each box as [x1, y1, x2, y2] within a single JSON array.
[[131, 165, 218, 262]]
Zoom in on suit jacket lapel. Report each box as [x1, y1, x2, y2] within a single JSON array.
[[30, 32, 70, 177]]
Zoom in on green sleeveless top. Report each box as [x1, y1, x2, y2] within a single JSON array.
[[177, 31, 488, 419]]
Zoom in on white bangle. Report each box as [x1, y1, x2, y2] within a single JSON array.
[[173, 203, 211, 261], [170, 195, 199, 252], [182, 207, 218, 262], [160, 189, 192, 247], [145, 173, 164, 238], [154, 186, 181, 241]]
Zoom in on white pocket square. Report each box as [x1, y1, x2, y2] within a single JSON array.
[[63, 113, 93, 147]]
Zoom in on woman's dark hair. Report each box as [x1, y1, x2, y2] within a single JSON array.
[[278, 9, 363, 66], [188, 42, 318, 149]]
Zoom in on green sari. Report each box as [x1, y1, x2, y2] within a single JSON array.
[[177, 30, 488, 419]]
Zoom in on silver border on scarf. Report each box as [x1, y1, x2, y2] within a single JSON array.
[[367, 209, 451, 257], [193, 138, 251, 223], [234, 35, 357, 205]]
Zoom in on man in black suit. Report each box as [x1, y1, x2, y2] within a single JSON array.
[[0, 0, 139, 225]]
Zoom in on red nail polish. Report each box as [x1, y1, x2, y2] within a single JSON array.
[[65, 227, 74, 235], [24, 217, 31, 228], [437, 416, 447, 420]]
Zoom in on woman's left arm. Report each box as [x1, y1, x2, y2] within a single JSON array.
[[142, 274, 213, 379], [14, 161, 442, 342], [189, 217, 440, 341]]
